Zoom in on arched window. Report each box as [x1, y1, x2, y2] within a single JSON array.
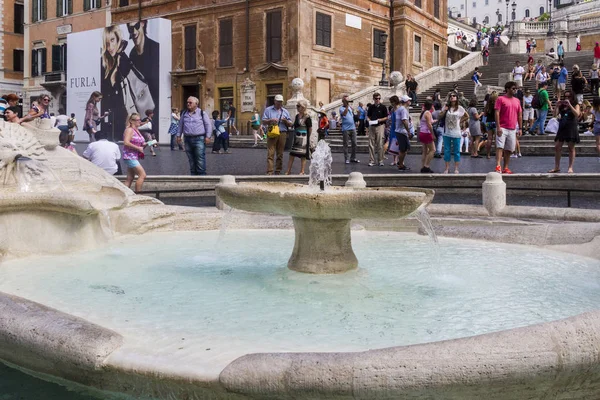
[[539, 6, 544, 15], [483, 15, 490, 24], [525, 9, 530, 18], [498, 13, 502, 22]]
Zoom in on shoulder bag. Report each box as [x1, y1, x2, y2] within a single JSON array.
[[122, 61, 155, 115]]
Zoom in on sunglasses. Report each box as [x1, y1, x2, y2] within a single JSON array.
[[128, 21, 141, 33], [374, 98, 381, 100], [296, 105, 303, 108]]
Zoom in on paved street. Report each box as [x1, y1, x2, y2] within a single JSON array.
[[74, 144, 600, 176]]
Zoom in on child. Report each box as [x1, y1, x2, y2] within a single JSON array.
[[460, 119, 470, 154], [211, 110, 230, 154], [67, 113, 78, 143], [251, 107, 263, 146]]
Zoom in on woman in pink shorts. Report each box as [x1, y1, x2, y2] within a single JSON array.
[[418, 99, 436, 173]]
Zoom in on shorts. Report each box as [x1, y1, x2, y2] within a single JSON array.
[[485, 121, 496, 132], [558, 82, 566, 90], [514, 78, 523, 87], [124, 159, 141, 168], [523, 108, 534, 120], [418, 131, 434, 144], [397, 134, 411, 152], [496, 128, 517, 152], [575, 94, 583, 104]]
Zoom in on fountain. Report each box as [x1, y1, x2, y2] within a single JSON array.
[[0, 118, 600, 400], [216, 140, 434, 273]]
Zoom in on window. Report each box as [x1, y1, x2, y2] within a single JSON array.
[[415, 0, 422, 8], [483, 16, 490, 24], [315, 12, 331, 47], [13, 49, 24, 72], [472, 1, 476, 7], [433, 44, 440, 67], [434, 0, 440, 18], [31, 48, 47, 77], [373, 29, 386, 59], [119, 0, 129, 6], [265, 83, 283, 107], [14, 4, 24, 33], [219, 87, 234, 120], [485, 0, 489, 5], [32, 0, 46, 22], [51, 44, 66, 71], [83, 0, 100, 11], [498, 13, 502, 22], [524, 9, 530, 17], [184, 25, 196, 70], [266, 10, 282, 63], [460, 4, 464, 9], [56, 0, 72, 17], [539, 6, 544, 15], [218, 19, 233, 67], [414, 35, 422, 63]]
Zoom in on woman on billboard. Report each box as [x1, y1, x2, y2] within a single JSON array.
[[100, 25, 128, 141]]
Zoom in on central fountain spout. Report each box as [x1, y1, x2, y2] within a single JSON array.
[[216, 141, 434, 274]]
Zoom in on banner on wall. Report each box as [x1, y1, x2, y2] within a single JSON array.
[[67, 18, 172, 143]]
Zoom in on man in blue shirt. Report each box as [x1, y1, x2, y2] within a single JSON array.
[[339, 95, 360, 164], [262, 94, 293, 175], [557, 62, 568, 101], [177, 96, 213, 175], [357, 102, 366, 136]]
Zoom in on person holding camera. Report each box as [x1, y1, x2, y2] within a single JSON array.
[[549, 91, 580, 173], [339, 95, 359, 164]]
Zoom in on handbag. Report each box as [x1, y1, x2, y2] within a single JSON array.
[[267, 112, 283, 139], [122, 62, 155, 115]]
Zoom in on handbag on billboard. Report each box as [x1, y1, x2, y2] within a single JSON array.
[[122, 63, 155, 115]]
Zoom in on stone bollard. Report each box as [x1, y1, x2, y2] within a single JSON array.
[[345, 172, 367, 189], [216, 175, 236, 210], [482, 172, 506, 215]]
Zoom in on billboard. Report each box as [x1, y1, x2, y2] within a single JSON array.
[[67, 18, 172, 143]]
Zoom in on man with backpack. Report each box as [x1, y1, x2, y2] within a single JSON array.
[[528, 81, 549, 136], [176, 96, 213, 175]]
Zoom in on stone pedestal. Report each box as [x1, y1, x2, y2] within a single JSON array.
[[288, 217, 358, 274], [482, 172, 506, 215], [345, 172, 367, 189]]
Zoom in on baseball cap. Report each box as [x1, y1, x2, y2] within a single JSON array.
[[400, 95, 411, 103], [274, 94, 284, 102]]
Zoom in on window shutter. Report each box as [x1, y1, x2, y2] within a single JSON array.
[[316, 13, 323, 46], [63, 44, 67, 71], [68, 0, 72, 14], [84, 0, 90, 11], [266, 10, 281, 63], [184, 25, 197, 70], [52, 45, 61, 71], [31, 50, 38, 77], [324, 14, 331, 47], [41, 0, 47, 20], [32, 0, 39, 22], [41, 48, 47, 74], [219, 19, 233, 67], [56, 0, 60, 17]]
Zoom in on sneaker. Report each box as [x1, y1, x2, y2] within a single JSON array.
[[378, 161, 385, 166], [517, 153, 522, 157], [502, 168, 513, 174], [398, 165, 411, 171], [345, 160, 350, 164], [350, 159, 360, 163], [433, 153, 442, 158], [368, 162, 375, 167], [510, 154, 518, 158], [495, 165, 502, 173]]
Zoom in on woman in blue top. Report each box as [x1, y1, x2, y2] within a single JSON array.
[[28, 94, 51, 120]]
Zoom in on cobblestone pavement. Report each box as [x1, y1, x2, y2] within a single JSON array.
[[74, 144, 600, 176]]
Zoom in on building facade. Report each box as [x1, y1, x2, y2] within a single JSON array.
[[448, 0, 548, 26], [23, 0, 111, 113], [111, 0, 447, 131], [0, 0, 24, 95]]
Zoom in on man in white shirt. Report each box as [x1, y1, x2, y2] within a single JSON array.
[[82, 130, 121, 175], [512, 61, 525, 88]]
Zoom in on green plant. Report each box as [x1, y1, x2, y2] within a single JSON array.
[[538, 13, 550, 22]]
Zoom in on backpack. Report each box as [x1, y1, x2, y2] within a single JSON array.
[[531, 91, 541, 109], [67, 118, 75, 129]]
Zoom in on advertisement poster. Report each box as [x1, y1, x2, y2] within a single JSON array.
[[67, 18, 172, 143]]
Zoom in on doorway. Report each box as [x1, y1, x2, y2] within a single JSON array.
[[316, 78, 331, 106], [182, 85, 200, 108]]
